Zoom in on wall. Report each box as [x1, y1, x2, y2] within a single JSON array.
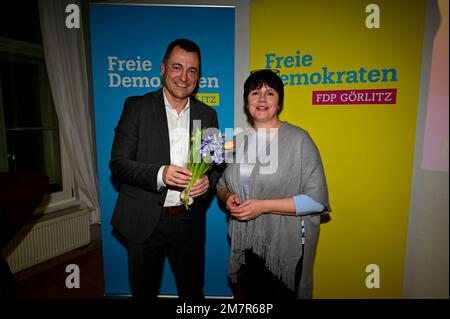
[[403, 0, 449, 298]]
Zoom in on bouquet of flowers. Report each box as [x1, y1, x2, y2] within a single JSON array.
[[180, 128, 226, 209]]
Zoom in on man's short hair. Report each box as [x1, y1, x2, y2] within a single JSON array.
[[163, 38, 201, 66]]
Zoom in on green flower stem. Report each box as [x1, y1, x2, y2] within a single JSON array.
[[185, 128, 216, 191], [188, 161, 212, 189]]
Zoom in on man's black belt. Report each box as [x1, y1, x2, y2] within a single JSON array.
[[162, 206, 187, 216]]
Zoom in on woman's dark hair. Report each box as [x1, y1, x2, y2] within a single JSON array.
[[243, 69, 284, 116], [163, 38, 201, 66]]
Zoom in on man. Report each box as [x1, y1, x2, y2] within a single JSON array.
[[109, 39, 220, 299]]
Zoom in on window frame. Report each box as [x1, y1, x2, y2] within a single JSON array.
[[0, 36, 79, 215]]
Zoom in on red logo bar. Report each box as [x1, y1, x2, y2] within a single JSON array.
[[312, 89, 397, 105]]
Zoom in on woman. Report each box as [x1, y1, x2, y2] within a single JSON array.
[[217, 69, 331, 299]]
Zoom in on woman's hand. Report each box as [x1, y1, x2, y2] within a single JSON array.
[[229, 199, 266, 222], [225, 193, 241, 211]]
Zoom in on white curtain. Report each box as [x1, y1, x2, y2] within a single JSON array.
[[38, 0, 100, 224]]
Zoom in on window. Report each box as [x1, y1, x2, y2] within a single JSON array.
[[0, 2, 77, 214]]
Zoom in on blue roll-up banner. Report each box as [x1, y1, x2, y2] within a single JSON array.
[[89, 4, 234, 297]]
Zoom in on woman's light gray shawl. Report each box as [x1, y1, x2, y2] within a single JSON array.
[[217, 122, 330, 299]]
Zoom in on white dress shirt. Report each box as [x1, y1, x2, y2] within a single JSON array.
[[156, 90, 190, 207]]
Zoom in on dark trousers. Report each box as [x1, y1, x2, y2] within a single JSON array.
[[127, 210, 205, 299], [237, 250, 303, 299]]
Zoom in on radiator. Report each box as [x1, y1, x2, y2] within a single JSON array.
[[3, 207, 91, 273]]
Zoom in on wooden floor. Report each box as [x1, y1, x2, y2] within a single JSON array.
[[14, 240, 105, 299]]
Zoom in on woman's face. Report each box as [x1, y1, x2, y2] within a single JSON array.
[[247, 83, 279, 124]]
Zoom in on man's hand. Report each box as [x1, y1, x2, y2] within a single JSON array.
[[189, 175, 209, 198], [163, 165, 192, 189]]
